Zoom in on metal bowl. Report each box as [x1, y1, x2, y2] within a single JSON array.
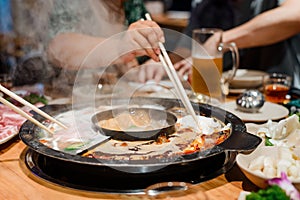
[[236, 90, 265, 113], [91, 107, 177, 141]]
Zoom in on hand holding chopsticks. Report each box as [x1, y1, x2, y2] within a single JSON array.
[[0, 84, 67, 134], [145, 14, 201, 130]]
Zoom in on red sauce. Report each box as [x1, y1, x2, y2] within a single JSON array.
[[120, 142, 128, 147]]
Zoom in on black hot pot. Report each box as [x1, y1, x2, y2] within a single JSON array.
[[19, 97, 261, 194]]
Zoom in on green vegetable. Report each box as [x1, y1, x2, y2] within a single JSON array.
[[295, 112, 300, 122], [265, 137, 274, 146], [23, 93, 48, 105], [64, 142, 85, 151], [126, 125, 138, 130], [268, 172, 300, 200], [246, 185, 290, 200]]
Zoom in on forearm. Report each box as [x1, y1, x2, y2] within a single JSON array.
[[47, 33, 122, 69], [223, 0, 300, 49]]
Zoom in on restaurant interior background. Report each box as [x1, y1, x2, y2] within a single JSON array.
[[1, 1, 300, 199], [0, 0, 191, 88]]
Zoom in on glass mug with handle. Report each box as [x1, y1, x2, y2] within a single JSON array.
[[191, 28, 239, 102]]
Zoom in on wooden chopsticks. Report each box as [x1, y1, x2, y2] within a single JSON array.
[[0, 84, 67, 134], [145, 14, 201, 130]]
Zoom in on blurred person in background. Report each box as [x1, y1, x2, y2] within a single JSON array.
[[10, 0, 164, 96], [0, 0, 15, 75], [138, 0, 300, 90], [135, 0, 235, 83]]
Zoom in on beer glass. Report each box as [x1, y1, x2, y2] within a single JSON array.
[[191, 28, 239, 101]]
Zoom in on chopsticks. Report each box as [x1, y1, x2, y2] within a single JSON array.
[[0, 84, 67, 134], [0, 95, 55, 134], [145, 14, 201, 130]]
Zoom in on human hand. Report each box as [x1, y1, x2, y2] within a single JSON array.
[[136, 59, 166, 83], [203, 33, 222, 55], [136, 57, 193, 83], [174, 57, 192, 81], [121, 20, 165, 63]]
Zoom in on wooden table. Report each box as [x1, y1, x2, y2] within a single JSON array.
[[0, 134, 258, 200]]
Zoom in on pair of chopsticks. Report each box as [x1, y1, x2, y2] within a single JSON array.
[[145, 14, 201, 130], [0, 84, 67, 134]]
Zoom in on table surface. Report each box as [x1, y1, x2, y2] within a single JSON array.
[[0, 134, 259, 200]]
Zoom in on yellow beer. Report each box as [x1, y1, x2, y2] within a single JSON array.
[[191, 56, 223, 98]]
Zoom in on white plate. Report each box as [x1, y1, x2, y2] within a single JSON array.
[[228, 88, 247, 95], [224, 69, 267, 89], [0, 128, 19, 145], [223, 101, 289, 122]]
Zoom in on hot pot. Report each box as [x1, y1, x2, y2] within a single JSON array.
[[19, 97, 261, 193]]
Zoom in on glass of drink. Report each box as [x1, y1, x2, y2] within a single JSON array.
[[191, 28, 239, 103], [263, 73, 292, 103]]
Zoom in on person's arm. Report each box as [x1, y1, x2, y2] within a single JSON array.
[[47, 33, 106, 69], [47, 20, 165, 69], [223, 0, 300, 48]]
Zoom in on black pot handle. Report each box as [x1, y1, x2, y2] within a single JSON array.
[[218, 131, 262, 151]]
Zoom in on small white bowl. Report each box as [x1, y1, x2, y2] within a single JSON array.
[[236, 146, 300, 190]]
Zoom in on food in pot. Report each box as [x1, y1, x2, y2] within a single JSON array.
[[85, 112, 231, 160], [38, 105, 232, 160], [97, 109, 168, 131]]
